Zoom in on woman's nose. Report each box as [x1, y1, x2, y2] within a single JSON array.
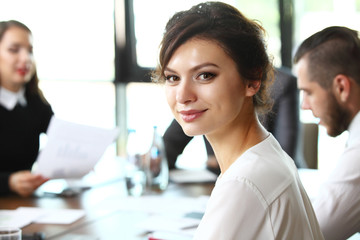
[[176, 79, 197, 104], [19, 49, 33, 63]]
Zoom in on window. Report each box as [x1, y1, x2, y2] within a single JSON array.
[[132, 0, 280, 69], [0, 0, 117, 158], [0, 0, 115, 83]]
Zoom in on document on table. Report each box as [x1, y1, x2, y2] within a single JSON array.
[[34, 117, 120, 179], [0, 207, 85, 228], [169, 169, 218, 183], [116, 195, 209, 215], [116, 195, 209, 238]]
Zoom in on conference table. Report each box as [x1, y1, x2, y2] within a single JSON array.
[[2, 160, 344, 240], [0, 160, 215, 240]]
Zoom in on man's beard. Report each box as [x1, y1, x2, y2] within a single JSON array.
[[325, 93, 351, 137]]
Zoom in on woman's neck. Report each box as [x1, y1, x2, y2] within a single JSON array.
[[1, 82, 23, 93], [206, 112, 269, 174]]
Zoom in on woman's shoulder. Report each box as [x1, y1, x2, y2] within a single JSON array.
[[220, 135, 297, 204], [25, 93, 54, 121], [26, 92, 52, 108]]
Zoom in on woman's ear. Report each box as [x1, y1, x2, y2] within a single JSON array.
[[245, 80, 261, 97], [333, 74, 350, 103]]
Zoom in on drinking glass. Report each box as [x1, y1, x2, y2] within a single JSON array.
[[0, 227, 21, 240]]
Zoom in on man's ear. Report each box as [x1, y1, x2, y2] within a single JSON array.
[[333, 74, 351, 103], [245, 80, 261, 97]]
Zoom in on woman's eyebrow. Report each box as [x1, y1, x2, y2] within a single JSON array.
[[192, 62, 219, 71], [165, 62, 220, 73], [164, 67, 177, 73]]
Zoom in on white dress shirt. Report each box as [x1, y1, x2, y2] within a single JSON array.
[[194, 134, 324, 240], [313, 111, 360, 240], [0, 87, 27, 110]]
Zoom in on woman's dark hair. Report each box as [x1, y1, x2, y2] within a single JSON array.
[[294, 26, 360, 89], [0, 20, 48, 103], [153, 1, 274, 113]]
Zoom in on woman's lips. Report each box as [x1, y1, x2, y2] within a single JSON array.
[[17, 69, 28, 76], [179, 109, 207, 122]]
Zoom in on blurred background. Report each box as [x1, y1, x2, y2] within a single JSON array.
[[1, 0, 359, 171]]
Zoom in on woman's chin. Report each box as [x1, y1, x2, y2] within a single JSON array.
[[182, 127, 204, 137]]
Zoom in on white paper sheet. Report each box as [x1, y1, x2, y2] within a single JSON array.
[[137, 215, 199, 233], [0, 209, 41, 228], [169, 169, 218, 183], [26, 207, 86, 224], [116, 195, 209, 215], [0, 207, 85, 228], [118, 196, 208, 239], [34, 117, 119, 179], [147, 230, 194, 240]]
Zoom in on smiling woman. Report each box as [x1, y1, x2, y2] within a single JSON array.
[[0, 20, 53, 197], [152, 2, 324, 239], [0, 22, 35, 92], [163, 39, 250, 137]]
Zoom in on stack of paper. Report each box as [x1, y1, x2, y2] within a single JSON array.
[[0, 207, 85, 228]]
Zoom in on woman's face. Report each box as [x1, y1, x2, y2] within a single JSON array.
[[164, 38, 256, 137], [0, 26, 35, 92]]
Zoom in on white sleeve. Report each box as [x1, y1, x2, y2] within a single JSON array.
[[313, 147, 360, 240]]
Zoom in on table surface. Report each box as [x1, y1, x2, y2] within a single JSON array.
[[1, 164, 331, 240], [0, 169, 214, 240]]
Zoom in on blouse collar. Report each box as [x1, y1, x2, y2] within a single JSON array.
[[0, 87, 27, 110]]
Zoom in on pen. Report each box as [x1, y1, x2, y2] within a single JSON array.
[[180, 224, 198, 230]]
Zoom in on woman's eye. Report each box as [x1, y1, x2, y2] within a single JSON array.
[[198, 72, 215, 81], [165, 75, 179, 82]]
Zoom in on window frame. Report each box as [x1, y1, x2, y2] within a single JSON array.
[[114, 0, 294, 83]]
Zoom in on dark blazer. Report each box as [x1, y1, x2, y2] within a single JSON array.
[[0, 90, 53, 195], [163, 67, 301, 170]]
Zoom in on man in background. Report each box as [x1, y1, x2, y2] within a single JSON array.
[[294, 26, 360, 240]]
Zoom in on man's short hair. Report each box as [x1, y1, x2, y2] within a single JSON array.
[[294, 26, 360, 89]]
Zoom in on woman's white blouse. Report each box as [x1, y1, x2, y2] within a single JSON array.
[[194, 134, 324, 240]]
